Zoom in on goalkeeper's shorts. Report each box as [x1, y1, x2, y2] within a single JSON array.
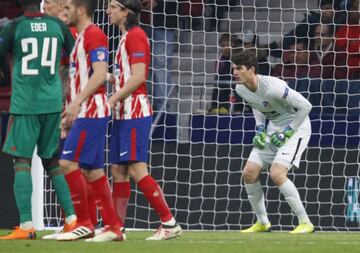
[[248, 129, 310, 170], [3, 113, 60, 159], [109, 116, 152, 164]]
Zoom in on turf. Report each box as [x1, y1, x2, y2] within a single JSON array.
[[1, 229, 360, 253]]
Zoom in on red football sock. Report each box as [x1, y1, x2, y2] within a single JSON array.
[[87, 182, 98, 226], [89, 176, 123, 229], [137, 175, 173, 222], [64, 169, 93, 228], [112, 181, 131, 224]]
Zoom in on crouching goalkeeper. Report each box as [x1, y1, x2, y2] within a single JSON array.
[[232, 49, 314, 234]]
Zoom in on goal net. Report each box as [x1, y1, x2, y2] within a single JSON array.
[[43, 0, 360, 231]]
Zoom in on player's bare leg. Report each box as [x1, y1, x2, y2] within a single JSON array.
[[270, 163, 314, 233], [241, 161, 271, 233]]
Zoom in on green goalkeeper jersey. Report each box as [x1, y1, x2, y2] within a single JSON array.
[[0, 13, 74, 114]]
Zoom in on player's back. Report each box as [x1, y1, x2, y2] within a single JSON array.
[[0, 13, 74, 114]]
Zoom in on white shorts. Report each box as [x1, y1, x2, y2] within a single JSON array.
[[247, 130, 310, 170]]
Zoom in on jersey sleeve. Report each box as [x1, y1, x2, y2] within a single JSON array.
[[84, 27, 109, 63], [269, 83, 312, 131], [0, 22, 15, 55], [252, 108, 266, 127], [125, 29, 149, 65], [59, 23, 75, 65], [60, 22, 75, 56]]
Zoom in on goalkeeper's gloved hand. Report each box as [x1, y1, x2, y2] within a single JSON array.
[[253, 125, 266, 150], [270, 126, 295, 147]]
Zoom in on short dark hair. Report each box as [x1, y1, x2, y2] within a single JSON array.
[[231, 49, 258, 73], [116, 0, 141, 14], [116, 0, 142, 29], [72, 0, 95, 17]]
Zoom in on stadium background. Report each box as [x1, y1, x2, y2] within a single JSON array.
[[0, 0, 359, 232]]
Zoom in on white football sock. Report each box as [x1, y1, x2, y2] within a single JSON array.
[[20, 221, 33, 230], [245, 181, 270, 225], [65, 214, 77, 225], [162, 217, 176, 226], [278, 179, 310, 224]]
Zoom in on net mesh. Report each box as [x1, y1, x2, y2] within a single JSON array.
[[44, 0, 360, 231]]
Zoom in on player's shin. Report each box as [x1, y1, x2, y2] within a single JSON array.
[[87, 183, 98, 226], [244, 181, 270, 225], [278, 179, 310, 224], [47, 166, 75, 218], [137, 175, 173, 223], [64, 169, 93, 228], [88, 175, 123, 229], [113, 181, 131, 225], [13, 163, 33, 225]]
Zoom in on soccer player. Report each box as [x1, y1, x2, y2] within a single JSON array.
[[0, 0, 77, 240], [231, 50, 314, 233], [55, 0, 124, 242], [107, 0, 182, 241], [42, 0, 98, 240]]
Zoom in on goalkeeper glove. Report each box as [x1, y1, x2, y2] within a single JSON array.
[[270, 126, 295, 147], [253, 125, 266, 150]]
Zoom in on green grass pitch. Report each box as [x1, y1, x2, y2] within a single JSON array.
[[1, 229, 360, 253]]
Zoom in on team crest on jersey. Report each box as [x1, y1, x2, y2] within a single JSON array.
[[97, 51, 106, 61], [262, 101, 271, 108]]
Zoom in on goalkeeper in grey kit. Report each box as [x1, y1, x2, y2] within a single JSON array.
[[232, 50, 314, 233]]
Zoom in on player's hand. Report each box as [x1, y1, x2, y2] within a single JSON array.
[[253, 125, 266, 150], [107, 96, 116, 109], [106, 73, 114, 84], [270, 126, 295, 147], [64, 101, 80, 127], [60, 117, 70, 139]]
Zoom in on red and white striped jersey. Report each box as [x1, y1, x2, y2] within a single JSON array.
[[68, 24, 110, 118], [113, 26, 152, 120]]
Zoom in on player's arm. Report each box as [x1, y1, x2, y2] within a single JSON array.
[[108, 30, 148, 108], [0, 22, 15, 74], [253, 108, 266, 127], [108, 63, 146, 107], [270, 85, 312, 147], [278, 87, 312, 130], [57, 20, 75, 100], [64, 60, 107, 125], [252, 108, 267, 150], [59, 20, 75, 56]]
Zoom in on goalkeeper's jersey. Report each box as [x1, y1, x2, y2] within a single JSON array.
[[235, 74, 312, 135], [0, 12, 74, 114]]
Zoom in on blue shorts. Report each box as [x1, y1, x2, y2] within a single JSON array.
[[109, 116, 152, 164], [61, 117, 109, 169]]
